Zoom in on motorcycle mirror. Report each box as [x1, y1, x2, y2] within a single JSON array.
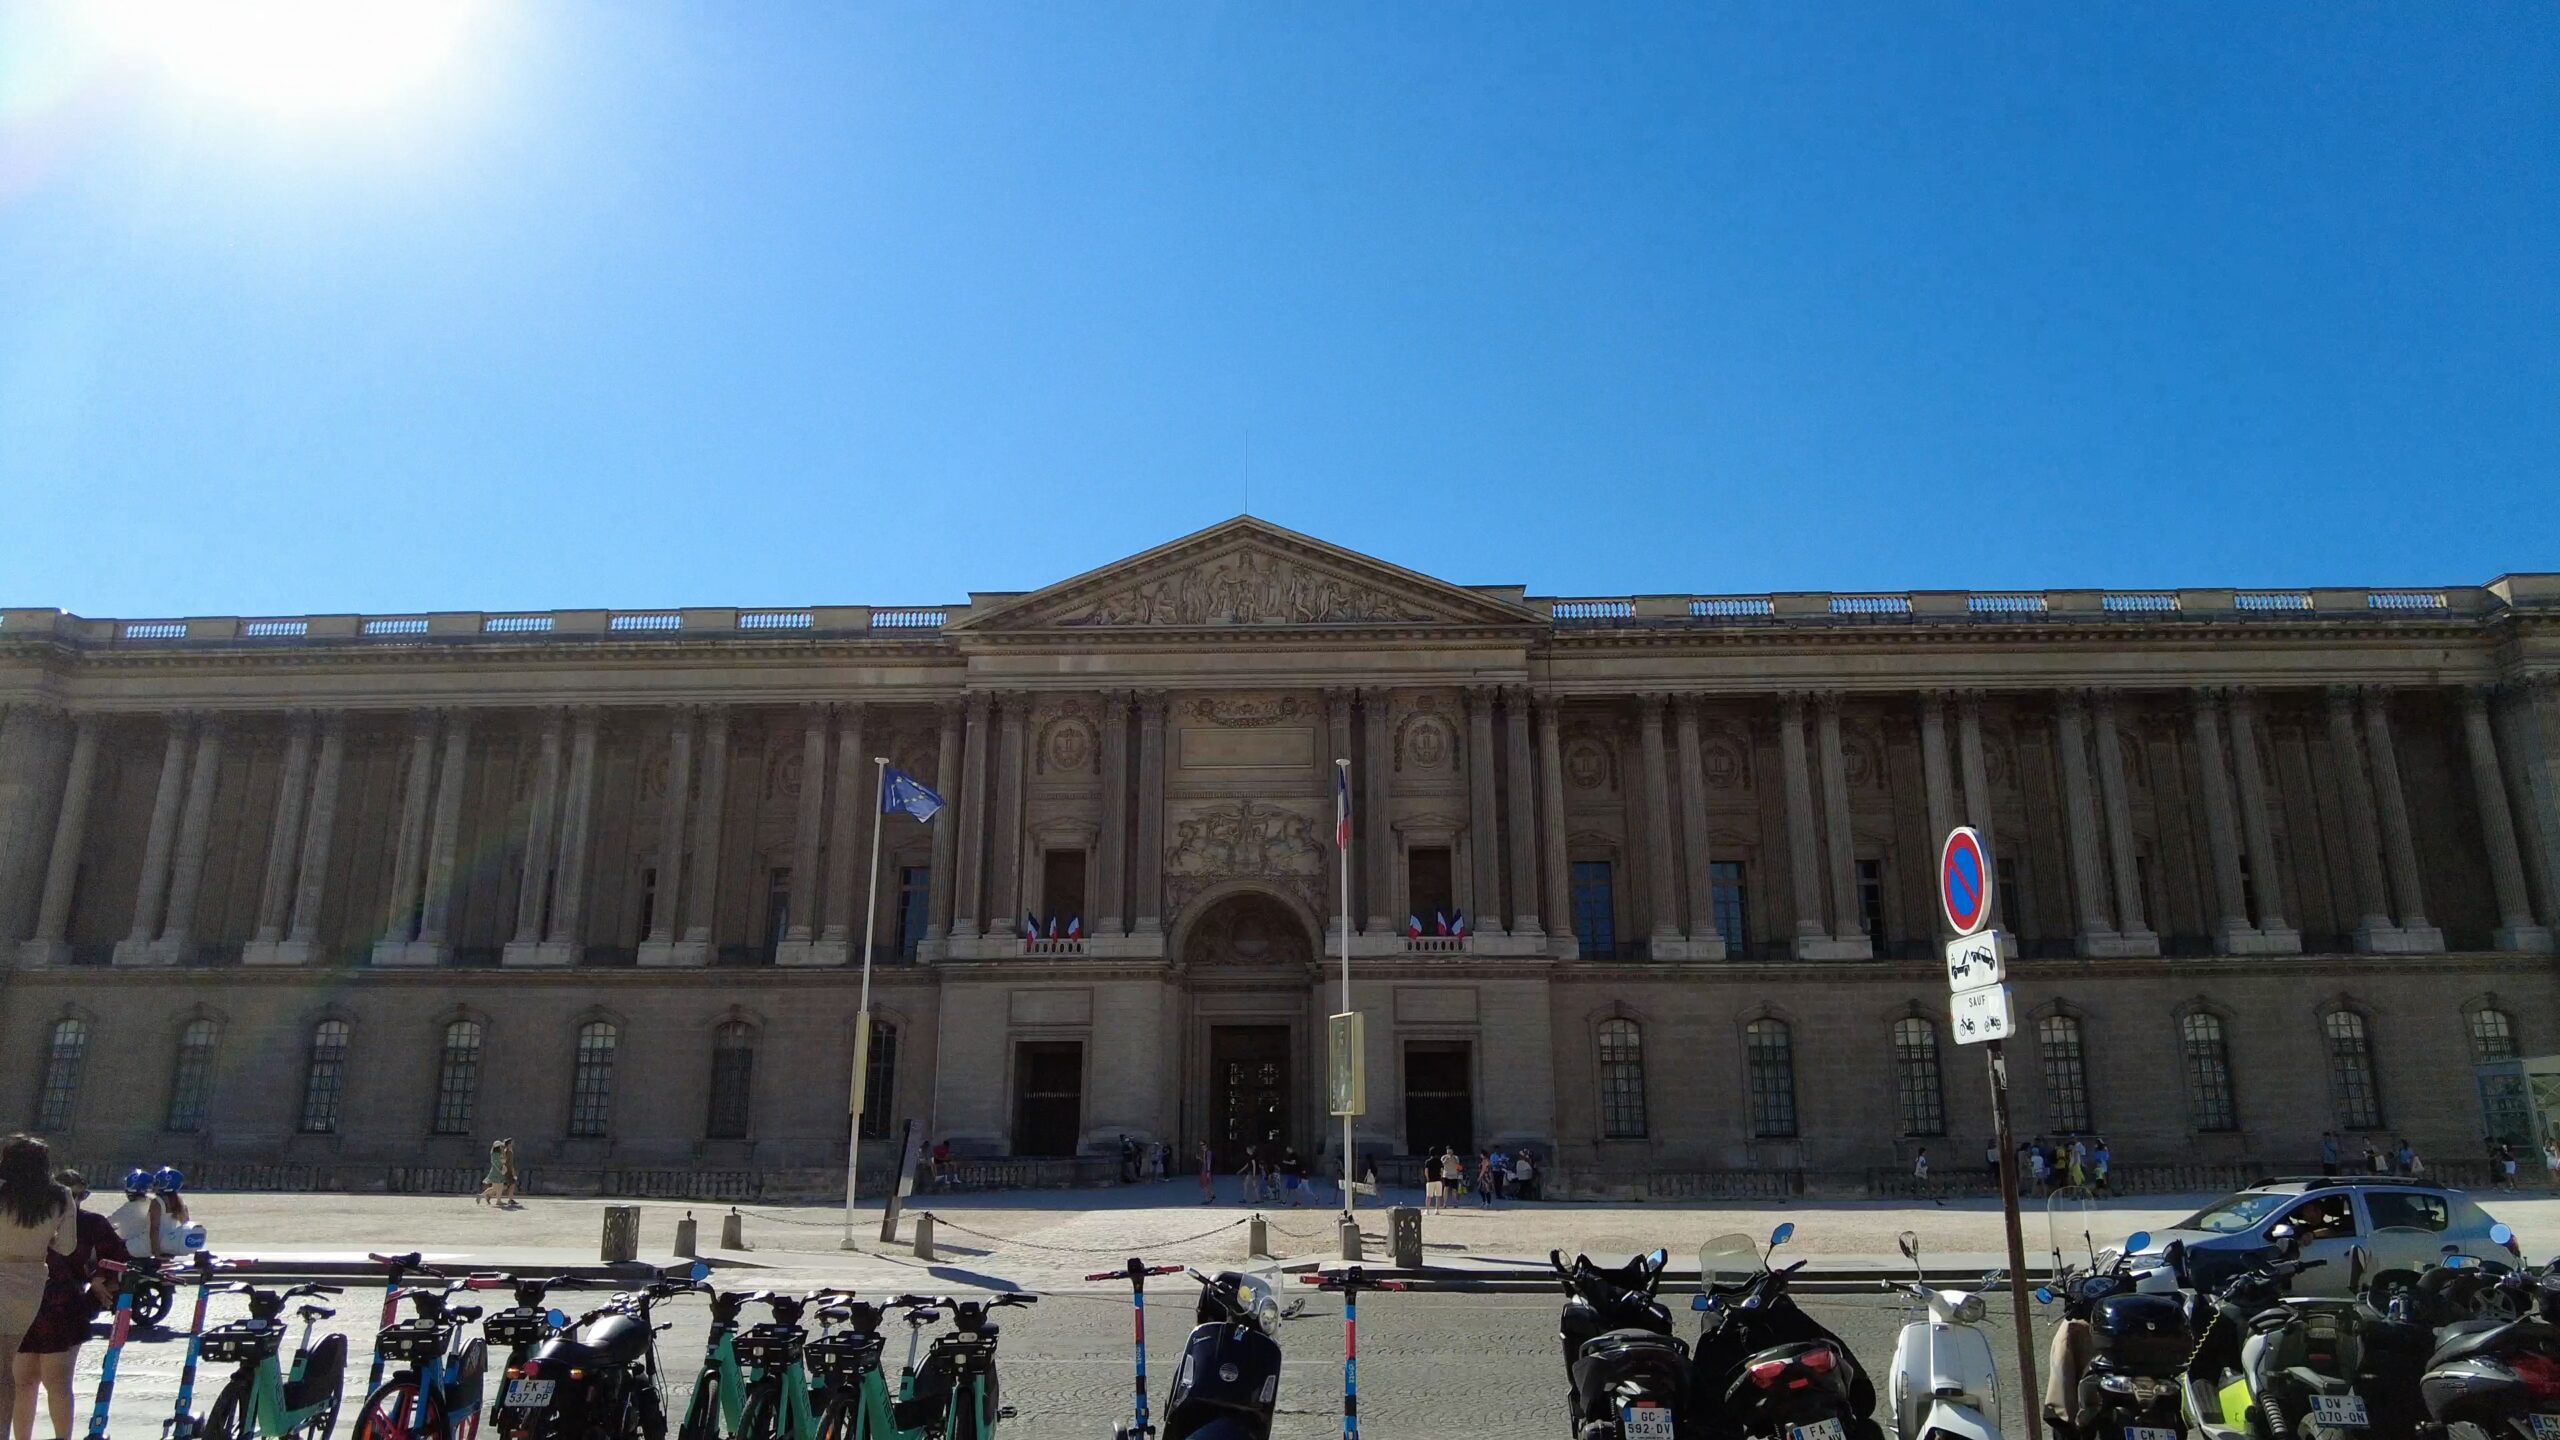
[[689, 1261, 710, 1283], [547, 1308, 569, 1328], [1647, 1248, 1668, 1271], [2034, 1286, 2055, 1304], [2268, 1222, 2295, 1241], [1690, 1295, 1712, 1312], [2124, 1231, 2152, 1254], [1896, 1231, 1918, 1261], [2162, 1240, 2186, 1278], [1769, 1222, 1795, 1249], [2489, 1223, 2515, 1248]]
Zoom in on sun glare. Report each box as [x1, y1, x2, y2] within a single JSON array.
[[92, 0, 484, 115]]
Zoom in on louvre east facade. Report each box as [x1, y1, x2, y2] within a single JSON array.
[[1, 519, 2556, 1197]]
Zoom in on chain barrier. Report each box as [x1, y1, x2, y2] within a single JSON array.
[[919, 1213, 1253, 1256]]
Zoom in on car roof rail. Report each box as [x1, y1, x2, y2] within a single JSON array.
[[2248, 1175, 2438, 1190]]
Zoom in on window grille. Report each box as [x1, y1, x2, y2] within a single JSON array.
[[299, 1020, 351, 1134], [706, 1022, 755, 1139], [36, 1018, 87, 1130], [432, 1020, 482, 1135], [569, 1021, 618, 1137], [2039, 1014, 2092, 1133], [2467, 1007, 2518, 1065], [1744, 1019, 1797, 1138], [2324, 1010, 2383, 1130], [165, 1019, 217, 1132], [862, 1020, 899, 1139], [1596, 1018, 1647, 1139], [2180, 1012, 2238, 1132], [1892, 1017, 1945, 1137]]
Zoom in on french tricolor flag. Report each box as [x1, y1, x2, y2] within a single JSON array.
[[1065, 916, 1081, 940], [1406, 915, 1422, 939], [1451, 909, 1469, 938], [1335, 768, 1353, 851]]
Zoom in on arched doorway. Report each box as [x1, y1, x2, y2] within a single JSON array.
[[1177, 888, 1320, 1168]]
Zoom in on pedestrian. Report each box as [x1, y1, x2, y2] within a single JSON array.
[[1440, 1147, 1463, 1210], [1474, 1152, 1494, 1208], [105, 1171, 163, 1257], [2091, 1139, 2111, 1197], [2027, 1144, 2049, 1198], [2492, 1142, 2514, 1191], [2544, 1140, 2560, 1189], [499, 1141, 521, 1208], [1279, 1149, 1306, 1206], [1118, 1134, 1135, 1185], [13, 1169, 127, 1440], [2394, 1138, 2415, 1177], [2320, 1132, 2340, 1179], [2067, 1139, 2087, 1189], [0, 1135, 75, 1439], [1489, 1149, 1511, 1204], [148, 1170, 198, 1252], [1236, 1149, 1260, 1205], [1915, 1148, 1941, 1206], [1513, 1149, 1537, 1203], [480, 1141, 506, 1206], [1422, 1149, 1443, 1212], [1196, 1142, 1215, 1205]]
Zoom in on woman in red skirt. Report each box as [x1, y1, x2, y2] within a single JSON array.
[[12, 1170, 128, 1440]]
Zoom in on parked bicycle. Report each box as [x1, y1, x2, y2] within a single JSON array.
[[675, 1288, 757, 1440], [353, 1276, 508, 1440], [807, 1294, 951, 1440], [199, 1282, 351, 1440]]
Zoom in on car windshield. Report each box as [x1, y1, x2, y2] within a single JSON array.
[[2175, 1192, 2292, 1234]]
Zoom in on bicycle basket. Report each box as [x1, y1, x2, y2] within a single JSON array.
[[202, 1322, 283, 1364], [484, 1310, 552, 1349], [802, 1333, 883, 1379], [377, 1319, 452, 1363], [733, 1326, 804, 1369]]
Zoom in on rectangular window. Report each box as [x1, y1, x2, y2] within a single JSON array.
[[894, 866, 931, 958], [299, 1021, 351, 1134], [569, 1023, 617, 1138], [1596, 1020, 1647, 1139], [761, 867, 791, 963], [165, 1022, 216, 1133], [432, 1022, 483, 1136], [706, 1026, 754, 1139], [1409, 847, 1454, 929], [1996, 857, 2024, 936], [1744, 1021, 1798, 1139], [1712, 861, 1749, 956], [1040, 848, 1087, 934], [2039, 1017, 2093, 1133], [861, 1021, 898, 1139], [1856, 859, 1886, 941], [2237, 855, 2258, 926], [1570, 861, 1616, 955], [635, 866, 658, 942], [2364, 1190, 2449, 1233]]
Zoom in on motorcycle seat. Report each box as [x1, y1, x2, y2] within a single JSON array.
[[2429, 1319, 2528, 1367], [538, 1314, 648, 1368], [1581, 1327, 1687, 1359], [297, 1306, 335, 1321]]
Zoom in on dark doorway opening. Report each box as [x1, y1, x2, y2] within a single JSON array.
[[1011, 1041, 1083, 1156], [1209, 1026, 1290, 1168], [1403, 1041, 1474, 1155], [1409, 847, 1454, 928]]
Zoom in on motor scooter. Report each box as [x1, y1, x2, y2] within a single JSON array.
[[1691, 1226, 1878, 1440], [1153, 1270, 1287, 1440], [2180, 1230, 2372, 1440], [2036, 1231, 2187, 1440], [1552, 1247, 1691, 1439], [1878, 1232, 2005, 1440], [2414, 1226, 2560, 1440]]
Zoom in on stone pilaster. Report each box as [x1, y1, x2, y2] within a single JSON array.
[[1672, 695, 1716, 949], [1134, 693, 1166, 934], [2225, 690, 2298, 948], [638, 708, 697, 966], [1635, 694, 1680, 947], [24, 715, 99, 964], [510, 710, 567, 947], [1096, 693, 1130, 936], [819, 703, 868, 951], [1918, 693, 1957, 860], [1466, 687, 1503, 928], [2323, 686, 2395, 943], [2054, 692, 2121, 955], [990, 694, 1029, 933], [951, 694, 991, 939], [1361, 689, 1393, 933], [1956, 691, 1997, 857], [2189, 689, 2252, 947], [925, 701, 962, 946], [1503, 686, 1543, 940], [251, 713, 316, 944], [117, 717, 192, 961], [2491, 681, 2560, 932], [683, 708, 732, 947], [1814, 693, 1871, 958], [2360, 688, 2441, 951], [155, 718, 225, 952], [381, 712, 438, 949], [781, 704, 830, 951], [1534, 694, 1573, 954], [2461, 687, 2551, 952], [266, 712, 346, 967], [414, 711, 474, 954], [1778, 693, 1827, 953], [2091, 690, 2158, 954]]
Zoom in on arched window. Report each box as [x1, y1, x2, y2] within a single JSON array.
[[569, 1021, 618, 1138], [299, 1020, 351, 1133], [2038, 1014, 2091, 1134], [36, 1018, 88, 1131], [1743, 1019, 1797, 1139], [706, 1022, 755, 1139], [2180, 1013, 2238, 1133], [2323, 1010, 2383, 1130], [1891, 1017, 1945, 1137], [861, 1019, 900, 1140], [165, 1019, 218, 1133], [432, 1020, 483, 1136], [1595, 1018, 1647, 1139], [2467, 1007, 2518, 1065]]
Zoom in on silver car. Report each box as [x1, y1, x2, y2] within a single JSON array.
[[2131, 1177, 2519, 1295]]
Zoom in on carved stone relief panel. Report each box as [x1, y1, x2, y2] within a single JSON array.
[[1054, 548, 1444, 627], [1035, 700, 1098, 778], [1175, 693, 1315, 772], [1161, 798, 1325, 925], [1701, 729, 1752, 792], [1395, 694, 1459, 777], [1562, 721, 1620, 795], [1179, 890, 1313, 968]]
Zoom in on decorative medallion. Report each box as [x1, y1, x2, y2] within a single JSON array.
[[1039, 716, 1097, 776], [1565, 736, 1616, 792], [1703, 737, 1750, 792]]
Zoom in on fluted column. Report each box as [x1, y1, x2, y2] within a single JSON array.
[[1956, 691, 1997, 857], [1360, 689, 1393, 932], [2324, 687, 2393, 936], [2492, 683, 2560, 932], [682, 708, 730, 945], [546, 708, 601, 947], [252, 714, 316, 943], [785, 705, 829, 943], [1095, 694, 1130, 935], [1134, 694, 1167, 934], [1534, 694, 1572, 949], [950, 695, 991, 939], [990, 695, 1029, 932], [512, 711, 566, 945], [157, 718, 225, 948], [1503, 686, 1543, 938], [925, 701, 962, 943], [2226, 690, 2294, 938], [2054, 693, 2113, 947], [1672, 695, 1715, 947], [646, 710, 694, 947], [820, 704, 867, 946], [1466, 688, 1503, 927], [2360, 689, 2434, 943], [1635, 694, 1680, 946], [1814, 693, 1863, 946], [123, 718, 193, 947], [30, 715, 100, 949], [384, 712, 438, 943], [2189, 690, 2251, 944], [1778, 694, 1826, 949], [284, 714, 346, 951], [418, 711, 473, 947], [1918, 693, 1957, 852], [2462, 688, 2551, 952], [2091, 691, 2153, 946]]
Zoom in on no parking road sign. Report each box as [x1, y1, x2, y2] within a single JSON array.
[[1939, 826, 1993, 936]]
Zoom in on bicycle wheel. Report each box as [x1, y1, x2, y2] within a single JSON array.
[[625, 1383, 666, 1440], [810, 1394, 852, 1440], [205, 1377, 255, 1440], [677, 1372, 722, 1440], [736, 1387, 781, 1440], [352, 1383, 441, 1440]]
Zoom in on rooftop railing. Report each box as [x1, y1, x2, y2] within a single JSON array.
[[2, 578, 2549, 650]]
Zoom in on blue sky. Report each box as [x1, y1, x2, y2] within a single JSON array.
[[2, 4, 2552, 616]]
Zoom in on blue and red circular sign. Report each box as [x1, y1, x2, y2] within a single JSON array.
[[1940, 827, 1993, 935]]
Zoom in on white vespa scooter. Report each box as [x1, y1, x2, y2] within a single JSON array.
[[1880, 1231, 2007, 1440]]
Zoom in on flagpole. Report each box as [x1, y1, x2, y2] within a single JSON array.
[[842, 756, 890, 1250], [1337, 758, 1354, 1221]]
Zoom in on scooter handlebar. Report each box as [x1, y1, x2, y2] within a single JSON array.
[[369, 1252, 427, 1270]]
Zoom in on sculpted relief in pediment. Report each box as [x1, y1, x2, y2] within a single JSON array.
[[1054, 549, 1443, 627]]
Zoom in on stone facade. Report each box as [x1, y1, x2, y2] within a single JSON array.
[[1, 519, 2556, 1191]]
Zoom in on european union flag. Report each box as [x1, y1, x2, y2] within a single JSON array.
[[880, 767, 945, 822]]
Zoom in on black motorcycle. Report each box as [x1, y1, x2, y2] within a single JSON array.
[[1689, 1227, 1877, 1440], [1552, 1247, 1692, 1440], [493, 1266, 700, 1440], [1156, 1271, 1286, 1440], [2038, 1231, 2189, 1440], [2415, 1237, 2560, 1440]]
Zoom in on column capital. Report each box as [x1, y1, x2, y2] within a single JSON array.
[[1358, 685, 1393, 708], [1633, 692, 1670, 724], [1670, 691, 1709, 719], [1137, 690, 1171, 720], [1100, 690, 1132, 718], [1532, 690, 1564, 719], [1499, 682, 1531, 708], [2324, 683, 2364, 707], [962, 691, 994, 719], [317, 709, 350, 738], [1777, 690, 1809, 720], [2057, 687, 2091, 718], [2460, 684, 2496, 717], [934, 696, 964, 721], [1463, 683, 1499, 710]]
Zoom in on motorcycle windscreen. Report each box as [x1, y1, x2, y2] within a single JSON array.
[[1699, 1234, 1760, 1291]]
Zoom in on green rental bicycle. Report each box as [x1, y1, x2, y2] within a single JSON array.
[[676, 1289, 756, 1440], [730, 1291, 857, 1440], [811, 1295, 1034, 1440], [200, 1283, 351, 1440], [807, 1297, 941, 1440]]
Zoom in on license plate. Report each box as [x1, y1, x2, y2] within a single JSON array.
[[1789, 1420, 1847, 1440], [1621, 1404, 1676, 1440], [2129, 1428, 2177, 1440], [2526, 1418, 2560, 1440], [502, 1380, 555, 1409], [2308, 1395, 2369, 1428]]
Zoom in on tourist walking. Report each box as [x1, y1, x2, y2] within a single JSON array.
[[2026, 1141, 2049, 1197], [1489, 1149, 1511, 1203], [0, 1135, 75, 1440], [1422, 1150, 1443, 1211], [1439, 1147, 1463, 1209], [2091, 1138, 2111, 1197], [2321, 1131, 2340, 1178], [1196, 1142, 1215, 1204], [480, 1141, 507, 1206], [1915, 1148, 1941, 1206], [2543, 1140, 2560, 1189], [13, 1169, 127, 1440], [1513, 1148, 1536, 1202]]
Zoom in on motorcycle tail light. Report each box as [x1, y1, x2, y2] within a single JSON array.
[[1802, 1347, 1837, 1374], [1749, 1360, 1789, 1389], [2510, 1352, 2560, 1399]]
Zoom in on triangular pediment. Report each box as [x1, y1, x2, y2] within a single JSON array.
[[947, 518, 1540, 632]]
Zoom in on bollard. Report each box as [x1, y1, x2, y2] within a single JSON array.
[[1247, 1213, 1270, 1259], [720, 1207, 745, 1250], [1338, 1215, 1363, 1261], [600, 1204, 640, 1263], [673, 1210, 697, 1259], [913, 1212, 935, 1261], [1390, 1206, 1422, 1269]]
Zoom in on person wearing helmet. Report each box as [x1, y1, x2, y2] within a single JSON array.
[[105, 1170, 162, 1258], [148, 1169, 199, 1255]]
